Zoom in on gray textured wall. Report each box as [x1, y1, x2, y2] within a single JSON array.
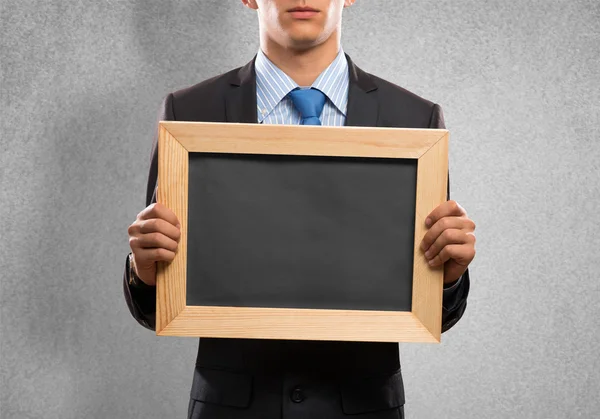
[[1, 0, 599, 418]]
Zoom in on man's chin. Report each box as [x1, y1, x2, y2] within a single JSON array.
[[287, 40, 319, 51], [286, 32, 329, 49]]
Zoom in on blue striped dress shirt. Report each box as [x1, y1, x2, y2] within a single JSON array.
[[255, 48, 349, 126]]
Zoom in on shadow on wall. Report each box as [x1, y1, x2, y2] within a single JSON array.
[[13, 92, 151, 417], [7, 3, 198, 413], [131, 0, 257, 83]]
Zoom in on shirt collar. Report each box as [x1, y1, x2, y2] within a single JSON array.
[[255, 48, 349, 123]]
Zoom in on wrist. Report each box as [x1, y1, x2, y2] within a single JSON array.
[[128, 253, 155, 289], [443, 275, 462, 290]]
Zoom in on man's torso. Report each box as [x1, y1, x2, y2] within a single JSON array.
[[154, 54, 441, 419]]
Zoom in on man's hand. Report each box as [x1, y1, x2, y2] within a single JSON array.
[[420, 200, 476, 285], [127, 203, 181, 286]]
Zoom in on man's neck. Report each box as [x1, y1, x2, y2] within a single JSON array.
[[260, 33, 341, 86]]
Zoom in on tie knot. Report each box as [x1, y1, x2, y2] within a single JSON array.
[[288, 88, 326, 125]]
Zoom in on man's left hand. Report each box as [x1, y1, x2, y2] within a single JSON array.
[[420, 200, 476, 285]]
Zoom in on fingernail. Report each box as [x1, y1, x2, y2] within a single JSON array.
[[176, 223, 181, 229], [428, 259, 436, 266], [425, 218, 432, 227], [425, 250, 431, 259]]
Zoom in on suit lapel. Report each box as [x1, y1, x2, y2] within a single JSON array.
[[226, 57, 258, 123], [225, 53, 378, 127], [344, 54, 379, 127]]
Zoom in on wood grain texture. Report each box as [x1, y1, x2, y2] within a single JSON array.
[[155, 125, 188, 334], [411, 132, 449, 342], [156, 306, 438, 343], [161, 121, 446, 159]]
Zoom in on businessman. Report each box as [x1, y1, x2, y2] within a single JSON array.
[[124, 1, 476, 418]]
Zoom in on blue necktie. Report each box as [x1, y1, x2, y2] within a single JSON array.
[[288, 88, 326, 125]]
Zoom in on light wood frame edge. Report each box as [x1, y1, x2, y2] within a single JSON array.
[[158, 306, 438, 342], [161, 121, 441, 158], [411, 132, 449, 343], [155, 125, 188, 333]]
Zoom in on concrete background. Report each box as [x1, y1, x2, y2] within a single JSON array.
[[1, 0, 599, 418]]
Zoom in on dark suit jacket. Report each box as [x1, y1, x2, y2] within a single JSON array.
[[123, 54, 470, 419]]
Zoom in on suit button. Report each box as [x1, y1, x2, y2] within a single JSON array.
[[290, 387, 304, 403]]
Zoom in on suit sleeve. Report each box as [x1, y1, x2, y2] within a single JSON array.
[[429, 104, 471, 333], [122, 93, 176, 331]]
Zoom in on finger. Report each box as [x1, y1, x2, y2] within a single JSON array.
[[134, 247, 177, 265], [424, 228, 471, 260], [425, 200, 466, 228], [138, 218, 181, 242], [130, 232, 179, 252], [137, 203, 180, 228], [420, 216, 471, 252], [428, 243, 475, 267]]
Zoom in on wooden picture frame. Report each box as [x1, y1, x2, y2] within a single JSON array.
[[155, 121, 448, 343]]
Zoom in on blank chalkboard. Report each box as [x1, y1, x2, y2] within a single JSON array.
[[155, 122, 448, 342], [186, 153, 417, 312]]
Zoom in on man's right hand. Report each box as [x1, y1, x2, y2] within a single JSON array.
[[127, 203, 181, 286]]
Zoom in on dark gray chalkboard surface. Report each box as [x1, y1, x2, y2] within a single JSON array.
[[186, 152, 417, 312]]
